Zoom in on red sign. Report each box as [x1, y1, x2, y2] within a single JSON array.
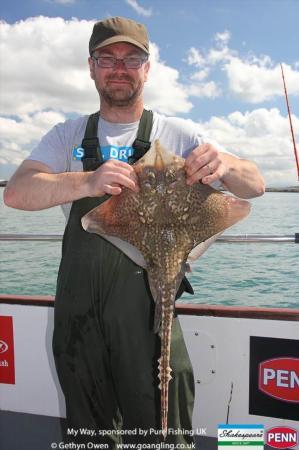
[[0, 316, 15, 384], [267, 427, 298, 449], [259, 357, 299, 402]]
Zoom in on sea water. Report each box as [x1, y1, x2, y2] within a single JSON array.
[[0, 192, 298, 308]]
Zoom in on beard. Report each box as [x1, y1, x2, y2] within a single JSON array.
[[97, 74, 143, 107]]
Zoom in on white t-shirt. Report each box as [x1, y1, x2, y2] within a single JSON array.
[[28, 111, 231, 218]]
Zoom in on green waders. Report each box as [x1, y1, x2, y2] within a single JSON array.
[[52, 111, 195, 448]]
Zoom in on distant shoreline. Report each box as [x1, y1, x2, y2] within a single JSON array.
[[265, 186, 299, 192]]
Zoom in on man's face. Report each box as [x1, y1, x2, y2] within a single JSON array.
[[89, 42, 150, 107]]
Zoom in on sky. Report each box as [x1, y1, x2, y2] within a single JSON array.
[[0, 0, 299, 186]]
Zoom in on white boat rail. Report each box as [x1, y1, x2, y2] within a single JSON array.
[[0, 233, 298, 243]]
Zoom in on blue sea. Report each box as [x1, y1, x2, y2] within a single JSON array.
[[0, 192, 298, 308]]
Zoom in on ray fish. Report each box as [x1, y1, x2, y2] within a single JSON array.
[[81, 140, 251, 439]]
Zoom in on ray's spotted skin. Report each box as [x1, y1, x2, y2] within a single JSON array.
[[81, 140, 251, 438]]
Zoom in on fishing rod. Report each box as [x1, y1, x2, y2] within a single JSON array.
[[280, 63, 299, 180], [0, 233, 298, 243]]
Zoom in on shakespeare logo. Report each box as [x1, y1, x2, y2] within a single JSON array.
[[218, 424, 264, 449], [259, 357, 299, 403]]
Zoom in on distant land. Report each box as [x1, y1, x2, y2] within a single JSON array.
[[265, 186, 299, 192]]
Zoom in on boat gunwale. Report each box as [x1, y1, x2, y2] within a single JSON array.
[[0, 294, 298, 321]]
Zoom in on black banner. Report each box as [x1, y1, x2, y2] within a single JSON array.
[[249, 336, 299, 421]]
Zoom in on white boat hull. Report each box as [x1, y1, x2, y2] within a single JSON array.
[[0, 297, 298, 437]]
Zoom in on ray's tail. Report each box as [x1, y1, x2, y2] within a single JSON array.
[[158, 304, 174, 439]]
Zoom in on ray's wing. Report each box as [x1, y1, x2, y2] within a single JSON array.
[[81, 193, 147, 267], [187, 232, 223, 263], [95, 233, 147, 268]]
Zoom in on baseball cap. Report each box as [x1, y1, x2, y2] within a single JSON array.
[[89, 16, 149, 56]]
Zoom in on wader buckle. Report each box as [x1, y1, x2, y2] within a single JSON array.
[[81, 137, 100, 156], [128, 139, 151, 164], [81, 137, 102, 172]]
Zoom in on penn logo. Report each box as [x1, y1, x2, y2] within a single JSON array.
[[266, 427, 298, 449], [259, 357, 299, 402]]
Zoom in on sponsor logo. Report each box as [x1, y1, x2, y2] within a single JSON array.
[[218, 424, 264, 449], [249, 337, 299, 420], [266, 427, 298, 449], [0, 316, 15, 384], [0, 340, 8, 354], [259, 357, 299, 403]]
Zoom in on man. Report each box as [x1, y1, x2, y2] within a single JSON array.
[[4, 16, 265, 448]]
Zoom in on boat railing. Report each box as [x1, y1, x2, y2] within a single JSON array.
[[0, 233, 298, 243], [1, 180, 298, 192], [1, 293, 299, 320]]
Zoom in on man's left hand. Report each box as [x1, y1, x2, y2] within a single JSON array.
[[184, 143, 228, 185]]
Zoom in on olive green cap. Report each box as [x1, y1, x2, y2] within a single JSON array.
[[89, 16, 149, 56]]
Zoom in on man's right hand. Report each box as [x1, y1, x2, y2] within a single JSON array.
[[3, 159, 140, 211], [87, 159, 139, 197]]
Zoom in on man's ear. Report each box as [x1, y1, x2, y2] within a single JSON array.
[[88, 57, 95, 80], [144, 60, 150, 82]]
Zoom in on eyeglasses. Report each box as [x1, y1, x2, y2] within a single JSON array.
[[92, 55, 148, 69]]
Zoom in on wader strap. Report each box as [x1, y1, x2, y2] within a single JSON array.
[[81, 109, 153, 171], [129, 109, 153, 164], [81, 112, 102, 172]]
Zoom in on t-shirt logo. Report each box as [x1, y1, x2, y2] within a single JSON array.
[[72, 146, 85, 160], [72, 145, 134, 162]]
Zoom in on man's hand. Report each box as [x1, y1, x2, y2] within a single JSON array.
[[185, 143, 227, 185], [87, 159, 139, 196], [4, 159, 139, 211], [184, 143, 265, 199]]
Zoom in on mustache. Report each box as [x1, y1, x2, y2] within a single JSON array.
[[107, 75, 134, 83]]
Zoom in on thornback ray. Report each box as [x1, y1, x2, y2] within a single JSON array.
[[81, 139, 251, 439]]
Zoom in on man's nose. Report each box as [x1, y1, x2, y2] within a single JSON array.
[[114, 59, 128, 70]]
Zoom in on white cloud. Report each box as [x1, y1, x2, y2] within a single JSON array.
[[0, 17, 96, 116], [125, 0, 152, 17], [225, 59, 299, 103], [187, 47, 205, 68], [208, 46, 232, 65], [145, 43, 192, 114], [214, 30, 231, 47], [186, 49, 222, 99], [187, 68, 222, 97], [197, 108, 299, 186], [0, 111, 66, 177], [187, 33, 299, 103], [190, 68, 209, 81], [186, 81, 221, 99]]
